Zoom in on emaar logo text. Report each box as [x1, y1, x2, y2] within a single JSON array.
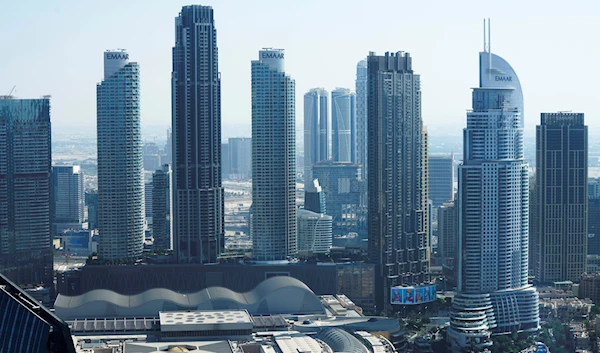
[[107, 53, 129, 60], [261, 52, 284, 59], [495, 76, 512, 82]]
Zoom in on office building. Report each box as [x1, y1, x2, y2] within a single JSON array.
[[590, 198, 600, 256], [437, 201, 457, 259], [0, 96, 53, 288], [153, 164, 172, 250], [251, 48, 296, 261], [0, 274, 76, 353], [297, 209, 332, 257], [312, 161, 362, 237], [228, 137, 252, 179], [331, 88, 356, 163], [222, 142, 230, 179], [52, 165, 85, 236], [429, 154, 454, 207], [96, 50, 144, 262], [448, 23, 539, 351], [304, 88, 328, 180], [172, 5, 224, 263], [144, 182, 153, 219], [366, 51, 429, 310], [164, 128, 172, 164], [532, 112, 587, 283], [589, 178, 600, 199], [85, 192, 98, 230], [304, 178, 326, 214], [422, 126, 430, 251], [355, 60, 368, 181]]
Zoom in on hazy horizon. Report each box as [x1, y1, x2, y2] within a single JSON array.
[[3, 0, 600, 139]]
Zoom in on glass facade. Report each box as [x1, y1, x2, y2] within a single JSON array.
[[0, 97, 53, 287], [251, 49, 297, 261], [331, 88, 356, 163], [97, 50, 144, 261], [303, 88, 328, 180], [532, 113, 587, 282], [355, 60, 368, 181], [428, 154, 454, 207]]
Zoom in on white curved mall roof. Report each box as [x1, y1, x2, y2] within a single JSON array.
[[55, 276, 325, 320]]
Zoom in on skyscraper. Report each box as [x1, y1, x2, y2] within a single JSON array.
[[153, 164, 173, 250], [331, 88, 356, 163], [532, 112, 587, 282], [448, 22, 539, 350], [144, 182, 153, 219], [297, 209, 333, 258], [312, 161, 362, 237], [437, 201, 458, 259], [251, 48, 296, 261], [0, 96, 53, 288], [304, 179, 326, 214], [96, 50, 145, 262], [229, 137, 252, 179], [172, 5, 224, 263], [222, 142, 230, 179], [85, 192, 98, 230], [304, 88, 328, 180], [428, 154, 454, 207], [366, 51, 429, 310], [355, 60, 368, 181], [52, 165, 85, 235], [0, 274, 76, 353]]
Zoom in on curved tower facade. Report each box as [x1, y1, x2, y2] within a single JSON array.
[[331, 88, 356, 163], [448, 24, 539, 351], [355, 60, 367, 181], [97, 50, 145, 261], [251, 49, 297, 261], [303, 88, 328, 180]]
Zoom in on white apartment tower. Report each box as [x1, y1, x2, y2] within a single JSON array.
[[448, 21, 539, 351], [96, 50, 145, 261], [251, 48, 297, 261]]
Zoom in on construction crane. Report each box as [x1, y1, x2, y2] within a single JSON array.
[[6, 85, 16, 96]]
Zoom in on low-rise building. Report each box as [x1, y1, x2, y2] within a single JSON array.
[[579, 273, 600, 304]]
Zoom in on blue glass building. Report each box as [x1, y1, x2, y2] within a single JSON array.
[[0, 97, 53, 289]]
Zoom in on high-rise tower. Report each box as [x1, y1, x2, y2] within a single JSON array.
[[52, 165, 85, 235], [251, 48, 296, 261], [355, 60, 368, 181], [153, 164, 173, 250], [331, 88, 356, 163], [0, 96, 53, 288], [367, 51, 429, 310], [448, 20, 539, 351], [172, 5, 224, 263], [532, 112, 587, 282], [96, 50, 144, 262], [303, 88, 328, 180], [429, 154, 454, 207]]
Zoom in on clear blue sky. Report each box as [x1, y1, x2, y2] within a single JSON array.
[[1, 0, 599, 138]]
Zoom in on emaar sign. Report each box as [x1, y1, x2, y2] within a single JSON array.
[[495, 75, 512, 82], [106, 53, 129, 60], [261, 52, 284, 59]]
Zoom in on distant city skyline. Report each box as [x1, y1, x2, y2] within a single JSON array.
[[3, 1, 600, 138]]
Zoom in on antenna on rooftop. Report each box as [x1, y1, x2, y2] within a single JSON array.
[[483, 19, 487, 52]]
